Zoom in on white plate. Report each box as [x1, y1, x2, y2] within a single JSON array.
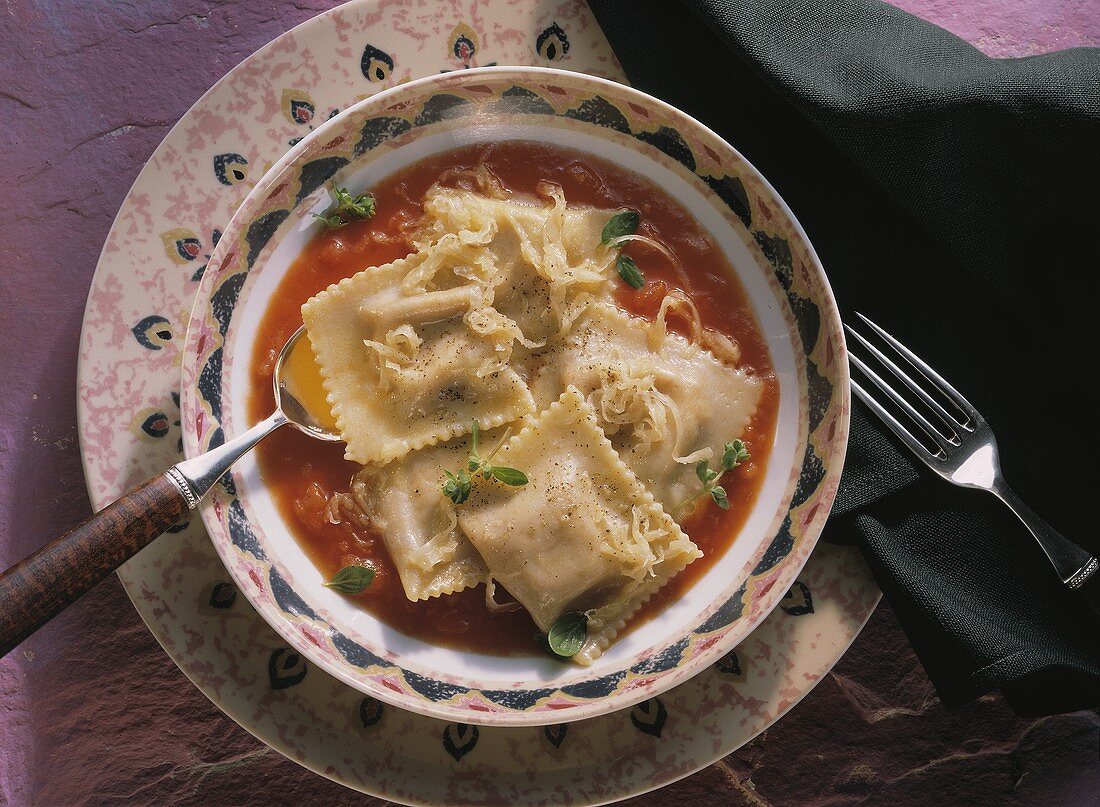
[[77, 1, 880, 802]]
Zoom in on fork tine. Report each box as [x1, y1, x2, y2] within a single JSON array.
[[848, 352, 955, 455], [855, 312, 980, 427], [850, 378, 947, 461], [845, 323, 964, 434]]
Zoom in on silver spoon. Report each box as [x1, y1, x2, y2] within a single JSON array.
[[0, 325, 339, 658]]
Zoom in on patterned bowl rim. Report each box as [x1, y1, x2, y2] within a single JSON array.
[[180, 65, 850, 726]]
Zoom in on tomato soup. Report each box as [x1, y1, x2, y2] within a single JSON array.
[[248, 141, 778, 656]]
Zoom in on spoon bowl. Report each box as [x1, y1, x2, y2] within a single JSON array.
[[274, 325, 342, 443]]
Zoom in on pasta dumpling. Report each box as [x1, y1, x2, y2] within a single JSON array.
[[458, 388, 701, 664], [530, 302, 763, 516]]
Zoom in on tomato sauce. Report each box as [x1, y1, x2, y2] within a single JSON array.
[[248, 141, 779, 656]]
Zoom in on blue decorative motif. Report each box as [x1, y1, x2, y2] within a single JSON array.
[[635, 126, 696, 171], [536, 23, 569, 62], [132, 315, 173, 350], [295, 156, 350, 204], [544, 723, 568, 749], [173, 236, 202, 262], [751, 515, 795, 576], [227, 497, 265, 559], [631, 637, 688, 674], [197, 347, 224, 422], [359, 697, 384, 728], [754, 231, 792, 287], [213, 152, 249, 186], [630, 698, 667, 737], [208, 582, 237, 609], [139, 411, 170, 439], [694, 583, 747, 634], [268, 648, 307, 689], [715, 650, 742, 675], [564, 96, 630, 133], [481, 686, 555, 710], [290, 98, 314, 125], [413, 93, 473, 127], [270, 567, 321, 620], [453, 34, 475, 62], [330, 631, 390, 671], [361, 44, 394, 83], [492, 86, 554, 116], [442, 723, 479, 761], [780, 581, 814, 616], [354, 116, 412, 157], [245, 211, 291, 269], [791, 442, 826, 509], [705, 175, 752, 228], [806, 360, 831, 431]]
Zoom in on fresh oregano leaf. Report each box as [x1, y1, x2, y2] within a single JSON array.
[[676, 439, 750, 516], [313, 185, 376, 229], [710, 486, 730, 510], [324, 564, 376, 595], [547, 612, 588, 657], [443, 469, 472, 504], [490, 466, 528, 486], [443, 420, 527, 502], [695, 459, 711, 483], [312, 212, 345, 229], [601, 209, 640, 245], [615, 254, 645, 289], [333, 186, 376, 219], [721, 440, 750, 470]]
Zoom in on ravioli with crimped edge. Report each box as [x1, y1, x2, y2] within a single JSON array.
[[296, 157, 766, 663]]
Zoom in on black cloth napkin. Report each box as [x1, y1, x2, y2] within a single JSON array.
[[587, 0, 1100, 715]]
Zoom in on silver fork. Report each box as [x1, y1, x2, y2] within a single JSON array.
[[846, 313, 1099, 615]]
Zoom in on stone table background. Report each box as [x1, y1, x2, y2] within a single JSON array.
[[0, 1, 1097, 805]]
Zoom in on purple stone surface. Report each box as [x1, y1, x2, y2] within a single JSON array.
[[0, 2, 1097, 805]]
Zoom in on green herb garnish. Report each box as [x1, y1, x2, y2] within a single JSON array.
[[323, 564, 376, 595], [546, 611, 588, 658], [616, 254, 644, 289], [675, 440, 750, 515], [442, 421, 528, 504], [442, 469, 472, 504], [313, 185, 377, 229], [601, 209, 640, 245], [602, 209, 646, 288]]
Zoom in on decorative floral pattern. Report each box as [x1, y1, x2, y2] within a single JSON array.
[[537, 22, 570, 62], [76, 2, 880, 803], [268, 648, 308, 689], [442, 723, 480, 761], [213, 152, 249, 186], [630, 698, 668, 737], [361, 44, 395, 83]]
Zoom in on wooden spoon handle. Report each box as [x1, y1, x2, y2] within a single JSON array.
[[0, 473, 191, 658]]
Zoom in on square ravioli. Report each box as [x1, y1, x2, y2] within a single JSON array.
[[354, 433, 494, 601], [458, 388, 702, 664], [302, 255, 535, 465], [530, 302, 763, 518], [417, 185, 618, 344]]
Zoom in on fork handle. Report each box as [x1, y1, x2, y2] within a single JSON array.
[[991, 481, 1100, 616]]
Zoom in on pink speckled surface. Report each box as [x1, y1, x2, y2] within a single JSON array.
[[1, 2, 1098, 806], [889, 0, 1098, 56]]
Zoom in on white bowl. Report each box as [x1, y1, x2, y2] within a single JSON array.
[[180, 66, 849, 726]]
